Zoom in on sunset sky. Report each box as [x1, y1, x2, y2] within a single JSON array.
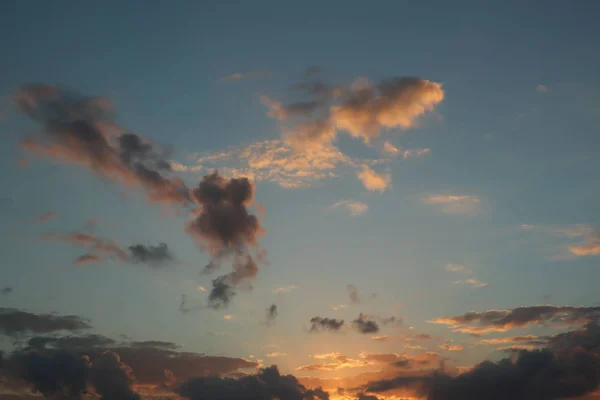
[[1, 1, 600, 399]]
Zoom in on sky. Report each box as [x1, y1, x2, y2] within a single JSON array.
[[1, 1, 600, 399]]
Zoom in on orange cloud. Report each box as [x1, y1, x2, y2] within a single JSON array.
[[73, 254, 102, 265], [402, 148, 431, 159], [422, 194, 481, 215], [332, 200, 368, 216], [357, 165, 390, 192]]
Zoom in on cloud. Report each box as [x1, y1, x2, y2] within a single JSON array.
[[382, 141, 400, 156], [445, 263, 470, 273], [220, 71, 271, 82], [185, 171, 265, 308], [89, 350, 140, 400], [42, 232, 176, 267], [273, 285, 297, 294], [261, 96, 321, 121], [34, 211, 57, 222], [309, 317, 345, 332], [174, 139, 356, 189], [2, 286, 13, 295], [0, 308, 90, 336], [328, 77, 444, 143], [422, 195, 481, 215], [569, 235, 600, 256], [371, 335, 389, 341], [429, 305, 600, 335], [266, 304, 278, 326], [73, 253, 103, 265], [128, 243, 174, 266], [402, 148, 431, 159], [357, 165, 390, 192], [332, 200, 368, 216], [266, 352, 287, 358], [347, 284, 360, 304], [479, 335, 542, 345], [297, 353, 372, 371], [179, 365, 329, 400], [15, 84, 190, 205], [536, 84, 549, 93], [362, 322, 600, 400], [353, 313, 380, 334], [453, 278, 488, 288], [438, 344, 464, 351]]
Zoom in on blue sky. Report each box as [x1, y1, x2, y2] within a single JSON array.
[[1, 1, 600, 398]]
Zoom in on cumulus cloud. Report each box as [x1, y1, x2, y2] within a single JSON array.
[[34, 211, 57, 222], [179, 365, 329, 400], [332, 200, 368, 216], [429, 305, 600, 335], [185, 171, 265, 308], [309, 317, 345, 332], [362, 322, 600, 400], [0, 308, 90, 336], [15, 84, 190, 205], [353, 313, 380, 334], [422, 194, 481, 215], [329, 77, 444, 142], [357, 165, 390, 192]]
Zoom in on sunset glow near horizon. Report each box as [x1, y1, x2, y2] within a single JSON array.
[[1, 1, 600, 399]]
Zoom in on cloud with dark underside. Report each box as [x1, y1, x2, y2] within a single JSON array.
[[353, 313, 380, 334], [361, 322, 600, 400], [0, 308, 90, 337], [186, 171, 265, 308], [309, 317, 345, 332], [179, 365, 329, 400], [428, 305, 600, 335], [14, 84, 189, 205]]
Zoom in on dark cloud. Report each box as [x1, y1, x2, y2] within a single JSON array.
[[363, 322, 600, 400], [2, 286, 13, 295], [14, 84, 190, 205], [178, 365, 329, 400], [186, 171, 265, 308], [8, 348, 89, 399], [34, 211, 57, 222], [266, 304, 278, 326], [89, 350, 140, 400], [128, 243, 174, 266], [27, 334, 116, 350], [0, 308, 91, 337], [309, 317, 345, 332], [347, 284, 360, 304], [430, 305, 600, 335], [353, 313, 380, 334]]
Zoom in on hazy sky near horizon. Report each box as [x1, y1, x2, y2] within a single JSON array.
[[1, 1, 600, 399]]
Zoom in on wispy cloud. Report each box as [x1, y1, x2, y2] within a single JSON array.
[[35, 211, 57, 222], [382, 141, 400, 155], [265, 352, 287, 358], [331, 200, 368, 216], [439, 344, 464, 351], [520, 223, 600, 257], [445, 263, 470, 273], [453, 278, 488, 288], [273, 285, 297, 294], [403, 148, 431, 159], [220, 71, 271, 82], [422, 194, 481, 215], [536, 84, 549, 93]]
